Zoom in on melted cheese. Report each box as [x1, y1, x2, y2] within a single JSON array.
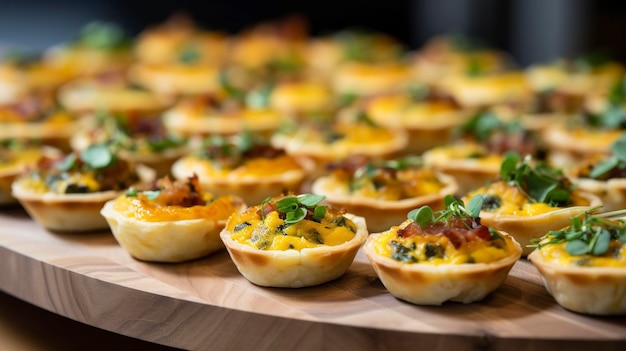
[[112, 194, 240, 222], [372, 225, 516, 265], [536, 241, 626, 267], [227, 208, 357, 251], [18, 172, 100, 194]]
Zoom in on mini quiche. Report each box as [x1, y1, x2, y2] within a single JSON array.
[[567, 132, 626, 212], [42, 21, 133, 79], [441, 70, 533, 109], [12, 144, 144, 232], [311, 155, 458, 232], [268, 81, 334, 117], [423, 111, 544, 194], [220, 193, 368, 288], [528, 211, 626, 315], [162, 93, 283, 138], [541, 108, 625, 169], [70, 111, 190, 177], [0, 140, 59, 205], [270, 116, 408, 176], [364, 89, 471, 153], [101, 175, 245, 263], [58, 76, 172, 115], [0, 90, 83, 151], [331, 61, 411, 99], [464, 153, 602, 256], [171, 133, 310, 205], [363, 195, 522, 305]]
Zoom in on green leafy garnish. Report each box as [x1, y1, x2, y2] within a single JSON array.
[[589, 132, 626, 179], [80, 144, 114, 169], [407, 195, 483, 228], [499, 152, 572, 206], [530, 207, 626, 257], [455, 110, 521, 142], [143, 190, 161, 200], [125, 188, 138, 197], [178, 44, 201, 64], [245, 84, 274, 109], [77, 21, 128, 50], [273, 194, 327, 225]]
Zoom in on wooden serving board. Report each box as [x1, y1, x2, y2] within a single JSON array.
[[0, 206, 625, 351]]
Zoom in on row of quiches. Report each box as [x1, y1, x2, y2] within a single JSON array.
[[4, 141, 625, 315]]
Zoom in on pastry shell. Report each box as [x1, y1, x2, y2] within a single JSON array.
[[11, 182, 119, 232], [363, 229, 522, 305], [571, 177, 626, 213], [311, 172, 458, 233], [220, 214, 368, 288], [479, 192, 602, 256], [100, 198, 244, 263], [528, 249, 626, 315]]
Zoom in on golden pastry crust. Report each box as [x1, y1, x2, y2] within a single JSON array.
[[128, 63, 221, 96], [528, 250, 626, 315], [363, 219, 521, 305], [163, 96, 282, 137], [220, 212, 367, 288], [12, 185, 119, 231], [442, 71, 532, 108], [58, 77, 172, 114], [332, 62, 411, 97], [101, 176, 245, 262], [542, 124, 621, 169], [0, 144, 59, 205], [310, 157, 458, 232], [422, 143, 502, 195]]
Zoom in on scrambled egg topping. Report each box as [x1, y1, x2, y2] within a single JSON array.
[[372, 221, 516, 265], [537, 241, 626, 267], [227, 203, 357, 251]]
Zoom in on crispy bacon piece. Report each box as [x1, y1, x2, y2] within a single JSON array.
[[150, 175, 205, 207], [398, 217, 491, 249]]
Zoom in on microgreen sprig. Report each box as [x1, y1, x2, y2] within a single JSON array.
[[530, 207, 626, 256], [275, 194, 327, 225], [407, 195, 483, 228], [589, 132, 626, 179], [499, 152, 572, 206]]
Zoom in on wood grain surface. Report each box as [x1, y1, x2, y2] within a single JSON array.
[[1, 206, 625, 351]]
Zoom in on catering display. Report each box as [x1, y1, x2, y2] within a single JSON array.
[[2, 17, 626, 344]]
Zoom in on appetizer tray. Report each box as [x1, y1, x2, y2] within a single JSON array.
[[1, 206, 625, 351]]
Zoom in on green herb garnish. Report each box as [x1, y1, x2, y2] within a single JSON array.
[[530, 207, 626, 257], [77, 21, 128, 50], [499, 152, 572, 206], [589, 132, 626, 179], [273, 194, 327, 225], [80, 144, 115, 169], [178, 44, 201, 64], [407, 195, 483, 228]]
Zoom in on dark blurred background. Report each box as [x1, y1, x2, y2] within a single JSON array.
[[1, 0, 625, 67]]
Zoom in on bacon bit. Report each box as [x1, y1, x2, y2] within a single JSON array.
[[150, 175, 205, 207], [257, 201, 277, 219], [398, 218, 492, 249]]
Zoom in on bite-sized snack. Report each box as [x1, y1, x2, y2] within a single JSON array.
[[363, 195, 521, 305], [528, 210, 626, 315], [228, 16, 307, 82], [0, 55, 72, 103], [220, 193, 368, 287], [172, 132, 310, 205], [101, 175, 245, 262], [441, 70, 532, 110], [70, 111, 190, 177], [567, 132, 626, 212], [163, 92, 282, 138], [464, 153, 602, 255], [271, 115, 408, 176], [0, 140, 59, 205], [411, 35, 512, 86], [526, 55, 624, 113], [423, 110, 542, 194], [364, 87, 471, 153], [58, 76, 173, 115], [133, 14, 229, 66], [0, 89, 85, 150], [305, 29, 405, 81], [542, 105, 625, 169], [331, 61, 411, 100], [42, 21, 133, 79], [11, 144, 146, 232], [128, 15, 229, 97], [311, 155, 457, 232], [268, 81, 334, 116]]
